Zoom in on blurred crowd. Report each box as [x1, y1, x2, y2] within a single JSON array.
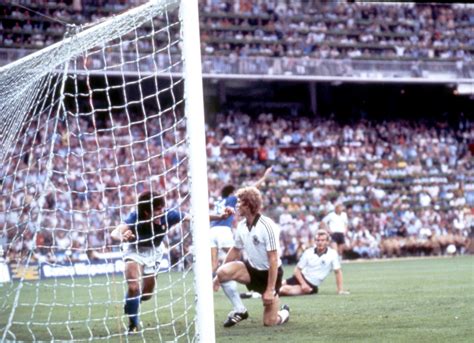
[[206, 111, 473, 260], [200, 0, 474, 62], [1, 105, 192, 266], [1, 107, 472, 266], [0, 0, 473, 63]]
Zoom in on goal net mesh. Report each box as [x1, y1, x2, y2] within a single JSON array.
[[0, 0, 201, 341]]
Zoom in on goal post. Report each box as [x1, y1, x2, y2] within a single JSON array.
[[181, 1, 216, 342], [0, 0, 215, 341]]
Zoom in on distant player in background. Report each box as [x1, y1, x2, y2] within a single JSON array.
[[213, 186, 290, 327], [279, 229, 349, 296], [111, 191, 231, 334], [320, 203, 349, 258]]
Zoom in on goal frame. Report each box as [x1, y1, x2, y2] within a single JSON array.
[[0, 0, 215, 341], [181, 0, 216, 342]]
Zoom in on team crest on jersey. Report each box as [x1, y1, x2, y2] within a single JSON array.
[[252, 235, 260, 245]]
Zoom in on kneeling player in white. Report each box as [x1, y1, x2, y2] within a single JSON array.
[[279, 229, 349, 296], [213, 187, 290, 327], [111, 191, 184, 333], [210, 167, 273, 274]]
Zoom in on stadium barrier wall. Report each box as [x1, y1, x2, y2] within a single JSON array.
[[2, 255, 170, 281]]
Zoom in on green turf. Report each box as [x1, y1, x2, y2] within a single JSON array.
[[215, 256, 474, 343], [1, 256, 473, 342]]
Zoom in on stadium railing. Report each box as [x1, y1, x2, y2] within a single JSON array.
[[1, 47, 471, 82]]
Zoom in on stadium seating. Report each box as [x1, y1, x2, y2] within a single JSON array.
[[206, 112, 472, 259], [0, 1, 473, 63], [3, 109, 471, 263]]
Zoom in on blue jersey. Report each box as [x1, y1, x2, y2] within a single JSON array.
[[210, 195, 237, 228], [124, 209, 183, 248]]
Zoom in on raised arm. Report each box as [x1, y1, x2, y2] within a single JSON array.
[[252, 166, 273, 188]]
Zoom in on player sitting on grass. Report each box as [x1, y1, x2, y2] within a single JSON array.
[[279, 229, 350, 296]]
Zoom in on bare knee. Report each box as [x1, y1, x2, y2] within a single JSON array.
[[216, 267, 232, 283], [263, 318, 274, 326], [141, 286, 153, 302], [141, 294, 152, 302], [128, 282, 140, 296], [263, 316, 279, 327], [141, 276, 155, 301]]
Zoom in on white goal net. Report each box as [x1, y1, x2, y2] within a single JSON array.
[[0, 0, 214, 341]]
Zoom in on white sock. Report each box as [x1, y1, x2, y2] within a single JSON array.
[[221, 281, 246, 313], [277, 309, 289, 325]]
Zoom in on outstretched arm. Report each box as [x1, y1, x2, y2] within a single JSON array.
[[209, 207, 235, 221], [252, 166, 273, 188], [335, 269, 350, 295]]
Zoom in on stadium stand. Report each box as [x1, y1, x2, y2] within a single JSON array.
[[2, 109, 472, 264], [1, 1, 473, 62], [206, 111, 472, 260], [0, 1, 473, 78]]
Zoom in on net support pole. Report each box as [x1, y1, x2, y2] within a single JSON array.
[[180, 0, 215, 342]]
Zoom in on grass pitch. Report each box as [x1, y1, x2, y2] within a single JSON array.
[[215, 256, 474, 343], [1, 256, 473, 342]]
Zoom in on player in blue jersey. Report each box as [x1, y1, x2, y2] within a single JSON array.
[[111, 190, 232, 334], [111, 191, 184, 333], [210, 184, 237, 273]]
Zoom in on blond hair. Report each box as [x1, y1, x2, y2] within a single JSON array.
[[316, 229, 330, 241], [236, 186, 262, 215]]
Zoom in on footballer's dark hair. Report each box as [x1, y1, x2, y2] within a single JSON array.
[[221, 184, 236, 198], [137, 191, 165, 220]]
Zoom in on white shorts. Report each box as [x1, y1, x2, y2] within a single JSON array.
[[210, 226, 234, 249], [123, 244, 164, 275]]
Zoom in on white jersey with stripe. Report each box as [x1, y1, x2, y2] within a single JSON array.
[[234, 213, 282, 271], [297, 246, 341, 286]]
